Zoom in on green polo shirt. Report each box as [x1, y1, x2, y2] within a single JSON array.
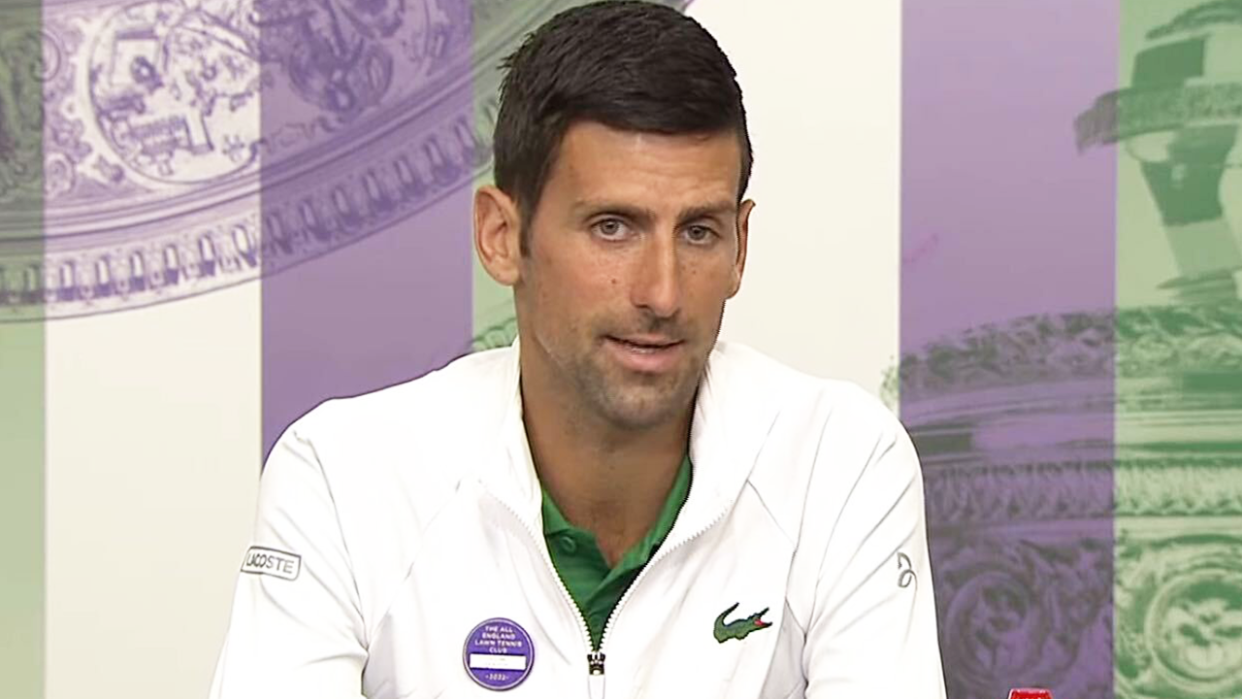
[[540, 455, 692, 650]]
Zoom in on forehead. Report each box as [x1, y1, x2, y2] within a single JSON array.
[[543, 121, 742, 209]]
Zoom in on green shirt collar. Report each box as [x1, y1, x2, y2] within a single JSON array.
[[539, 454, 693, 648]]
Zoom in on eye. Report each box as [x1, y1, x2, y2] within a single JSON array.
[[684, 225, 716, 244], [591, 218, 630, 240]]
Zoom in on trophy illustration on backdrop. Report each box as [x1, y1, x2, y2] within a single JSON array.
[[903, 2, 1242, 698], [1077, 0, 1242, 305]]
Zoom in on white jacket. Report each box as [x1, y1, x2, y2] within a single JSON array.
[[209, 340, 946, 699]]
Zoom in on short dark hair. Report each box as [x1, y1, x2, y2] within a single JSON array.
[[493, 1, 753, 251]]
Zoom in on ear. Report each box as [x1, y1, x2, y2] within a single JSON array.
[[727, 199, 754, 298], [474, 185, 523, 287]]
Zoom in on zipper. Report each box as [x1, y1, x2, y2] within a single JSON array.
[[491, 488, 732, 699], [588, 652, 606, 699], [591, 498, 732, 693], [491, 494, 600, 697]]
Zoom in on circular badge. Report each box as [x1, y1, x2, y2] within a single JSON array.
[[462, 617, 535, 690]]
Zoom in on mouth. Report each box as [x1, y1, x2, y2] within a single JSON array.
[[608, 336, 682, 351], [604, 335, 685, 372]]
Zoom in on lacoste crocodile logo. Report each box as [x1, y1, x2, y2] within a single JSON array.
[[713, 602, 772, 643]]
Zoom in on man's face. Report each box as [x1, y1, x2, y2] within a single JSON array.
[[514, 121, 752, 431]]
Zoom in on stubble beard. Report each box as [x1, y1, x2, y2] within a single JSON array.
[[567, 340, 706, 433]]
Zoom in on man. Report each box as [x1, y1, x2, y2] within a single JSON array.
[[209, 2, 946, 697]]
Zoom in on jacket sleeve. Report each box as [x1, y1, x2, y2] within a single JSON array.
[[209, 421, 368, 699], [803, 411, 947, 698]]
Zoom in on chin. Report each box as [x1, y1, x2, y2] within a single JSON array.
[[600, 408, 677, 432], [598, 387, 693, 431]]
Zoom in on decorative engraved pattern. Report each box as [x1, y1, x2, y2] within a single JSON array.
[[929, 534, 1114, 699], [923, 461, 1113, 526], [0, 23, 47, 208], [899, 304, 1242, 402], [1117, 463, 1242, 517], [87, 0, 261, 183], [921, 459, 1242, 527], [1116, 535, 1242, 699]]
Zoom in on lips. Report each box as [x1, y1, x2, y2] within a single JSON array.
[[611, 336, 681, 349], [605, 335, 684, 372]]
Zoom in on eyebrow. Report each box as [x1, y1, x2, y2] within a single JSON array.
[[572, 200, 738, 227]]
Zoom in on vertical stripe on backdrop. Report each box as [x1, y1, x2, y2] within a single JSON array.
[[902, 2, 1117, 698], [1110, 4, 1242, 699], [0, 4, 44, 697], [470, 1, 519, 352], [259, 5, 476, 456], [0, 323, 43, 699]]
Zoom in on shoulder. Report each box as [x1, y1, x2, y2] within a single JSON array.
[[712, 341, 913, 535], [708, 340, 900, 438], [292, 345, 514, 446], [283, 345, 516, 480], [260, 347, 518, 629], [269, 345, 516, 528]]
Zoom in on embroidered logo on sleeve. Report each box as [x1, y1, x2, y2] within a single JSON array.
[[241, 546, 302, 581], [897, 552, 916, 588]]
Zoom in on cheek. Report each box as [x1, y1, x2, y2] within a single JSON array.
[[531, 267, 613, 329], [684, 267, 737, 305]]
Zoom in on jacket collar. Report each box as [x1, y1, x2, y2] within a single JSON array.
[[479, 336, 780, 542]]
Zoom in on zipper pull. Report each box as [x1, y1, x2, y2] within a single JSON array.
[[587, 651, 605, 699]]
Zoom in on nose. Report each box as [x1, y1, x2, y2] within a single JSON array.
[[630, 233, 681, 318]]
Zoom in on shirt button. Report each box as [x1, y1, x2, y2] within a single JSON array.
[[558, 535, 578, 554]]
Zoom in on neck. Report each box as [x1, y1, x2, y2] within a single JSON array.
[[519, 356, 693, 565]]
